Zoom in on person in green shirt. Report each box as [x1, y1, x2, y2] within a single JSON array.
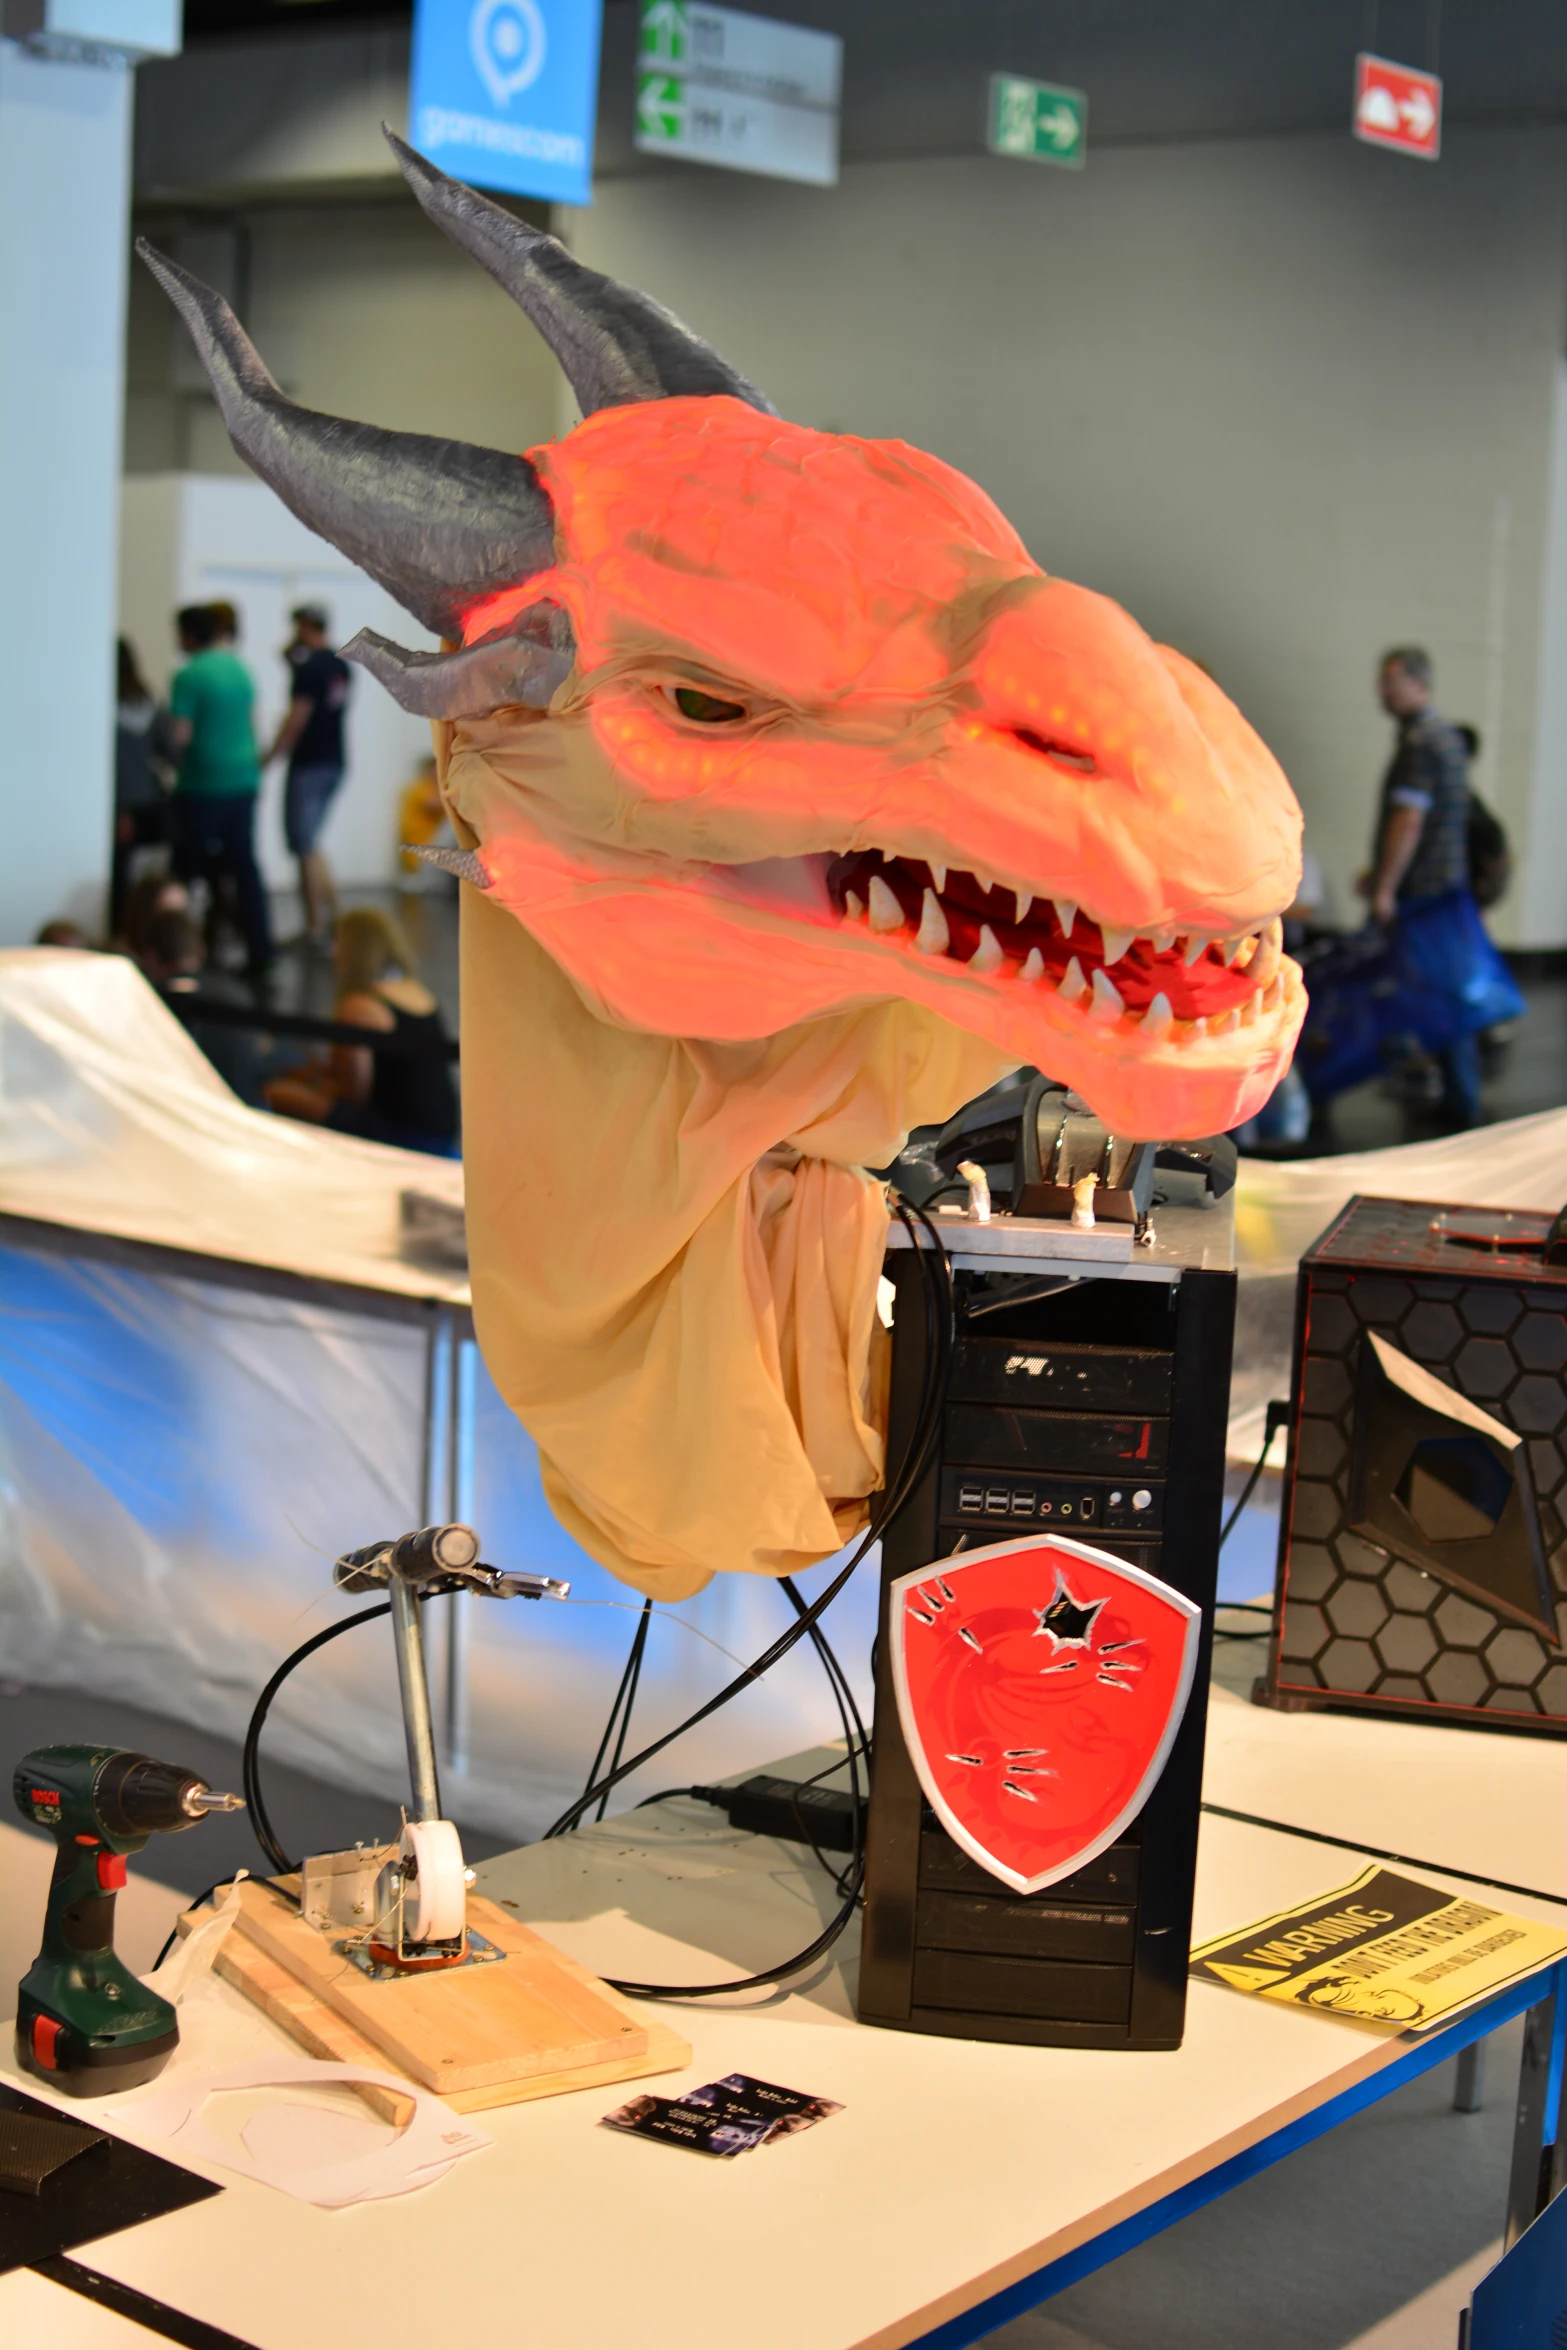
[[168, 603, 273, 976]]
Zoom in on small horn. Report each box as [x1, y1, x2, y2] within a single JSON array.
[[344, 620, 574, 719], [137, 240, 557, 641], [408, 845, 492, 889], [384, 127, 775, 419]]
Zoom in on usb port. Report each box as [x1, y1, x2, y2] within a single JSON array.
[[1011, 1490, 1035, 1515], [985, 1487, 1009, 1514], [1080, 1497, 1096, 1517], [958, 1485, 984, 1513]]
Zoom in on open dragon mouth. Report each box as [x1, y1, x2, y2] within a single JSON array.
[[825, 852, 1291, 1044]]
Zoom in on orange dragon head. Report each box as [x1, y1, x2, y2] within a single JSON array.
[[141, 133, 1302, 1139]]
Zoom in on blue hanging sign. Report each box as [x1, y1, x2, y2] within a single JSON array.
[[410, 0, 604, 207]]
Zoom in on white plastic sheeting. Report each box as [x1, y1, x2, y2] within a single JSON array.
[[1, 947, 1562, 1831], [0, 951, 876, 1838]]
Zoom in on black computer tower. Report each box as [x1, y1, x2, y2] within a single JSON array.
[[858, 1246, 1235, 2049]]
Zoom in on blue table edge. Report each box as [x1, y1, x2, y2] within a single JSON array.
[[901, 1958, 1566, 2350]]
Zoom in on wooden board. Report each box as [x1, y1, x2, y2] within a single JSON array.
[[222, 1881, 655, 2096], [187, 1917, 690, 2122]]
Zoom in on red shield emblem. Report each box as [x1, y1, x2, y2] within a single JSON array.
[[890, 1535, 1201, 1894]]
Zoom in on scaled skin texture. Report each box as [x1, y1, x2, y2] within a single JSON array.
[[443, 401, 1303, 1596]]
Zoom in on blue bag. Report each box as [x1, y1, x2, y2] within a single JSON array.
[[1295, 889, 1524, 1104]]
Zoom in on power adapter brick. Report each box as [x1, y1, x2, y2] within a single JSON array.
[[692, 1774, 862, 1853]]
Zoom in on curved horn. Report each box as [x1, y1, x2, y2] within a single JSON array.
[[384, 128, 776, 420], [136, 240, 557, 641], [343, 620, 574, 720]]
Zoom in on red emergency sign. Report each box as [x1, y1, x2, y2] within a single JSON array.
[[1354, 54, 1442, 161]]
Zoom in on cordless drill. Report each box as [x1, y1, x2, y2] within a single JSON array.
[[14, 1746, 243, 2096]]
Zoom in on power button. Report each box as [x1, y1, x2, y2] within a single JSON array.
[[31, 2014, 63, 2070]]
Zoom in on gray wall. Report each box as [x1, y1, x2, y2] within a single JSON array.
[[125, 7, 1567, 941], [568, 130, 1567, 941]]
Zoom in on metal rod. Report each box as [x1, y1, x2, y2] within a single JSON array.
[[1454, 2038, 1486, 2113], [444, 1331, 478, 1776], [389, 1575, 443, 1823]]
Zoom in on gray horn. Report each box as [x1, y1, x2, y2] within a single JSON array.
[[136, 239, 558, 642], [343, 615, 574, 719], [384, 127, 775, 419]]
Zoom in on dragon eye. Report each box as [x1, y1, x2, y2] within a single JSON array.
[[673, 685, 747, 724]]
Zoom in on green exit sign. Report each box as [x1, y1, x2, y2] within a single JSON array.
[[987, 74, 1088, 170]]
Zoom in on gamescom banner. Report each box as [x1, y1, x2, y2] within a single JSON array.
[[410, 0, 604, 206]]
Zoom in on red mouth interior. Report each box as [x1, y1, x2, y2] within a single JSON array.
[[826, 855, 1263, 1020]]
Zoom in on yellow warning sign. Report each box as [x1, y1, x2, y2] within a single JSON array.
[[1192, 1866, 1567, 2031]]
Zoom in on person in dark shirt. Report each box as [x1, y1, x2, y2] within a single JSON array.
[[139, 909, 264, 1106], [264, 603, 352, 949], [264, 906, 457, 1155], [111, 637, 175, 934], [1359, 646, 1480, 1125]]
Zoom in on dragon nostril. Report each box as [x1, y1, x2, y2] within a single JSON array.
[[1010, 728, 1095, 772]]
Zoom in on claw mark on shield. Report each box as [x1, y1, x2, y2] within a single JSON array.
[[958, 1626, 982, 1654], [945, 1753, 984, 1766], [1002, 1780, 1038, 1801], [908, 1607, 934, 1626], [1034, 1573, 1107, 1651]]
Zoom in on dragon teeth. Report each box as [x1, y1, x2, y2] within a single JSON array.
[[1014, 891, 1034, 924], [915, 888, 951, 956], [1221, 933, 1249, 966], [1100, 928, 1134, 967], [1054, 899, 1078, 939], [867, 874, 905, 934], [973, 871, 996, 896], [929, 862, 947, 892], [1250, 916, 1282, 991], [1058, 956, 1088, 1003], [1214, 1007, 1241, 1035], [1151, 928, 1176, 954], [1020, 947, 1045, 985], [1141, 991, 1173, 1040], [844, 891, 865, 923], [969, 924, 1004, 977], [1089, 967, 1124, 1023], [1183, 933, 1210, 966]]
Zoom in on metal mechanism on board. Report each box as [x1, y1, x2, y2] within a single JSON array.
[[323, 1524, 568, 1970]]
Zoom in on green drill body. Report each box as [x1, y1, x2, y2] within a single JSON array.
[[13, 1744, 239, 2096]]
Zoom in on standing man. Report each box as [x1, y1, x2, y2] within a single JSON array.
[[1360, 645, 1477, 1124], [265, 603, 351, 947], [168, 604, 273, 980]]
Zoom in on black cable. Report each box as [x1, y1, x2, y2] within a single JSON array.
[[780, 1574, 868, 1897], [541, 1196, 951, 1851], [581, 1597, 653, 1824], [597, 1599, 652, 1822], [1219, 1399, 1292, 1551], [585, 1202, 955, 1999], [1200, 1800, 1567, 1913], [242, 1602, 390, 1876]]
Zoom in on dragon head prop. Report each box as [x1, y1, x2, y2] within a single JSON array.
[[139, 131, 1302, 1144]]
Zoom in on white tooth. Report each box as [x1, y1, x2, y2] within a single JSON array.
[[1054, 898, 1078, 939], [1058, 955, 1088, 1003], [1222, 933, 1249, 966], [1263, 975, 1284, 1012], [1250, 918, 1282, 991], [1230, 933, 1258, 972], [1183, 932, 1210, 967], [1089, 967, 1124, 1023], [1100, 927, 1134, 967], [929, 863, 947, 893], [867, 874, 905, 934], [1152, 928, 1176, 953], [915, 888, 950, 956], [1140, 991, 1173, 1040], [1020, 947, 1045, 984], [1014, 891, 1034, 925], [1189, 1016, 1208, 1040], [973, 872, 995, 897], [1215, 1007, 1240, 1035], [969, 924, 1004, 976], [844, 892, 865, 923]]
